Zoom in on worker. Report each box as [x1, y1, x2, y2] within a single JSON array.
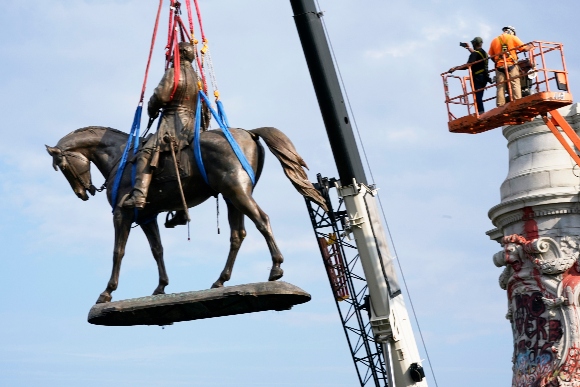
[[122, 42, 204, 211], [449, 37, 490, 113], [488, 26, 532, 106]]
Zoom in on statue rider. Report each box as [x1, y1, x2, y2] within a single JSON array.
[[122, 42, 207, 211]]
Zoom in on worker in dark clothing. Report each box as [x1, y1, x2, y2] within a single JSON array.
[[449, 37, 490, 114]]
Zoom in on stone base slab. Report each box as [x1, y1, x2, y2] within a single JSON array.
[[88, 281, 311, 326]]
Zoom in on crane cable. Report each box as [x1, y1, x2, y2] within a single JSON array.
[[315, 1, 439, 386], [110, 0, 163, 211]]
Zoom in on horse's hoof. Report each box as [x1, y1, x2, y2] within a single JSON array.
[[211, 281, 224, 289], [96, 293, 112, 304], [268, 267, 284, 281]]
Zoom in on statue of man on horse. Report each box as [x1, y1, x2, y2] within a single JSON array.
[[46, 42, 328, 305], [122, 42, 208, 217]]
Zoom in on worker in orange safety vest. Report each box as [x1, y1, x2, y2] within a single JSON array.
[[488, 26, 532, 106]]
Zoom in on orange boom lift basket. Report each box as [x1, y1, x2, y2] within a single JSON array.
[[442, 40, 580, 166]]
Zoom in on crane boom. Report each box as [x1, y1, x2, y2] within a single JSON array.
[[290, 1, 427, 385]]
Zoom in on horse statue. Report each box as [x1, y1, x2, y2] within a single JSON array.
[[46, 126, 327, 304]]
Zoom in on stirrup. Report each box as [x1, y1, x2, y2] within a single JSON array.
[[165, 211, 189, 228], [121, 193, 147, 209]]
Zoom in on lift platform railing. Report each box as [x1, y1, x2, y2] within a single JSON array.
[[442, 39, 580, 169], [442, 41, 572, 134]]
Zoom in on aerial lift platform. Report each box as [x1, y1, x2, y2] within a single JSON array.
[[442, 41, 580, 165]]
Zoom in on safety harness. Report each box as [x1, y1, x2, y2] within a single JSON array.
[[473, 49, 489, 75], [498, 34, 518, 66]]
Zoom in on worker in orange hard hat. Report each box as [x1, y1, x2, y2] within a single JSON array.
[[488, 26, 533, 107]]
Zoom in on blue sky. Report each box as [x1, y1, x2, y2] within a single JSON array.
[[1, 0, 580, 386]]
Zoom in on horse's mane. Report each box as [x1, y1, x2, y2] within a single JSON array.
[[57, 126, 129, 149], [68, 126, 127, 137]]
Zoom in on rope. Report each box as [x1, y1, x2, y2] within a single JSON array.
[[193, 90, 255, 186], [110, 105, 142, 211], [140, 0, 164, 103], [110, 0, 163, 210], [203, 46, 219, 99], [170, 28, 181, 100], [185, 0, 194, 38], [196, 47, 208, 94], [193, 92, 208, 184], [193, 0, 207, 42], [315, 1, 439, 385], [166, 0, 175, 68], [217, 100, 230, 128], [192, 0, 214, 97]]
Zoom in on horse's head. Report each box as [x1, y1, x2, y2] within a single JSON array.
[[46, 145, 96, 201]]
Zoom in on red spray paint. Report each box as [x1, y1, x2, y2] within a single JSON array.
[[523, 206, 539, 240]]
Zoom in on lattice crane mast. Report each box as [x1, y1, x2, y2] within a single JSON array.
[[290, 1, 428, 386]]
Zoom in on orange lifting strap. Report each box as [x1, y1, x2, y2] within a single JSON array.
[[442, 41, 573, 134]]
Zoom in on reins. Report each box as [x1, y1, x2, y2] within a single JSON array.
[[59, 149, 106, 196]]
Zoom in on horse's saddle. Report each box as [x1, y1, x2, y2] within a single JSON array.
[[129, 134, 194, 183], [150, 146, 194, 183]]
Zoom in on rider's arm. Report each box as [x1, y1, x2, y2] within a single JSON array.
[[148, 68, 175, 117]]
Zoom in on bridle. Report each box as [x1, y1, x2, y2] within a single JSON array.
[[56, 148, 105, 195]]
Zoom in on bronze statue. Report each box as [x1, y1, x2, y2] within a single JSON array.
[[123, 42, 207, 212], [46, 125, 326, 304]]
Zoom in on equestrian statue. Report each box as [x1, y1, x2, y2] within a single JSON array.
[[46, 43, 327, 305]]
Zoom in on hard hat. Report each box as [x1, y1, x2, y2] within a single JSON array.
[[502, 26, 516, 35], [471, 37, 483, 45]]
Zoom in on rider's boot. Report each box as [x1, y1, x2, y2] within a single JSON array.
[[122, 153, 152, 209]]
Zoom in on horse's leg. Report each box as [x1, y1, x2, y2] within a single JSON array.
[[96, 209, 132, 304], [211, 200, 246, 288], [140, 217, 168, 295], [227, 193, 284, 282]]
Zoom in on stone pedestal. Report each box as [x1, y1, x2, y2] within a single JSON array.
[[488, 104, 580, 386]]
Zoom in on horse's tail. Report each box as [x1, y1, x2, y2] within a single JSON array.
[[248, 127, 328, 212]]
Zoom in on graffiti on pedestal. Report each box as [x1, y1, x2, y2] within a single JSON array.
[[494, 234, 580, 387], [513, 291, 561, 386]]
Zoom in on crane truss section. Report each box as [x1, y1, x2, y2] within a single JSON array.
[[305, 174, 389, 387]]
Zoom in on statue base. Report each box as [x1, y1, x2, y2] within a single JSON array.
[[87, 281, 310, 326]]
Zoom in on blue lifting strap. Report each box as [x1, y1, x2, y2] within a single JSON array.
[[194, 90, 256, 186], [111, 105, 143, 212], [193, 92, 209, 185]]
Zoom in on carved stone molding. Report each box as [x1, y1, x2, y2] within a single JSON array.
[[494, 234, 580, 386], [488, 200, 580, 237]]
